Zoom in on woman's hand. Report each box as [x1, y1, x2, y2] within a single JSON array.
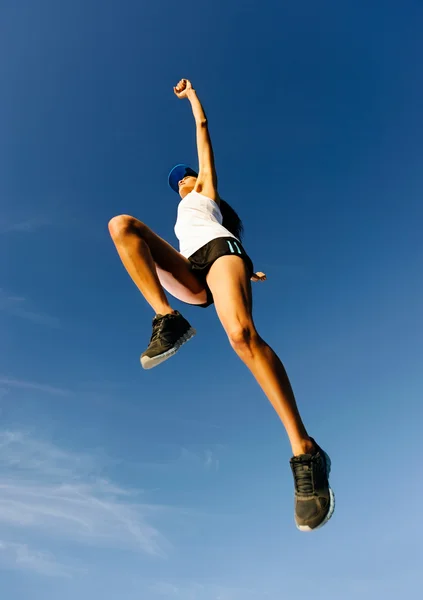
[[174, 79, 194, 99], [251, 272, 267, 282]]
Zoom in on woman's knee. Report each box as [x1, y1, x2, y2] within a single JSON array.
[[108, 215, 146, 240], [226, 321, 260, 355]]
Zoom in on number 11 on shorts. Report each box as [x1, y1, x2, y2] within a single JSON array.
[[227, 240, 242, 255]]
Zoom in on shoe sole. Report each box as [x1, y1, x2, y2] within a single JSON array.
[[296, 451, 336, 532], [140, 327, 196, 370]]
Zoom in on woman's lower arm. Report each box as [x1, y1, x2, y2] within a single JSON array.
[[187, 89, 207, 125]]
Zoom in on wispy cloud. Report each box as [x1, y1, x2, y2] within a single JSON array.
[[118, 443, 224, 474], [0, 431, 171, 576], [0, 377, 72, 397], [0, 289, 60, 327], [0, 541, 72, 578], [137, 447, 221, 472], [150, 574, 423, 600], [204, 450, 219, 471], [150, 581, 266, 600], [0, 218, 50, 233]]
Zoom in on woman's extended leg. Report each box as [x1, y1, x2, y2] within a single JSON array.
[[206, 255, 334, 531], [108, 214, 207, 368], [206, 255, 311, 456]]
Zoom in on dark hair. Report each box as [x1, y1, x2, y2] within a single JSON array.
[[220, 198, 244, 241]]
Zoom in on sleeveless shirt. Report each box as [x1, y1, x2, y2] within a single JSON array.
[[174, 190, 238, 258]]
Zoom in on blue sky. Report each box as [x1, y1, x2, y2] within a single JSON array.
[[1, 0, 422, 598]]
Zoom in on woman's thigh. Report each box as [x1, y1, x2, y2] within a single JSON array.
[[126, 216, 208, 306], [206, 255, 255, 332]]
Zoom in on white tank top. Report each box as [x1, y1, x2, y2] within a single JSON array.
[[174, 190, 238, 258]]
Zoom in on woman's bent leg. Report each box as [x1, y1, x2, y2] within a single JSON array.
[[108, 214, 208, 310]]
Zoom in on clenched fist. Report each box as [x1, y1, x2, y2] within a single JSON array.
[[173, 79, 194, 99]]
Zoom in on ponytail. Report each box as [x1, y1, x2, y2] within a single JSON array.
[[220, 199, 244, 241]]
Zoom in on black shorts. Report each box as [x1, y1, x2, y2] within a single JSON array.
[[187, 237, 254, 308]]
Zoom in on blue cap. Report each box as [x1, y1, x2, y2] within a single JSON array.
[[168, 164, 198, 193]]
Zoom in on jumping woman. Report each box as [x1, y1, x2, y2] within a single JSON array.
[[108, 79, 335, 531]]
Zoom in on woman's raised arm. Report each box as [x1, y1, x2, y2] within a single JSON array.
[[174, 79, 218, 201]]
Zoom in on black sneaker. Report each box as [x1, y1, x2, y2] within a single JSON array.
[[140, 311, 195, 370], [290, 438, 335, 531]]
